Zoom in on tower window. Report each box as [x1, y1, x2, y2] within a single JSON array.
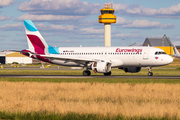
[[101, 10, 114, 14], [109, 10, 114, 14]]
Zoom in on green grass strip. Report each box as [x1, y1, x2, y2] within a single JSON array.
[[0, 111, 179, 120], [0, 78, 180, 84], [0, 69, 180, 76]]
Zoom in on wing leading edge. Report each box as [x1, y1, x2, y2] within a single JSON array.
[[41, 54, 100, 65]]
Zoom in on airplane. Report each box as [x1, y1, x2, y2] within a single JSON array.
[[21, 20, 173, 76], [172, 45, 180, 58]]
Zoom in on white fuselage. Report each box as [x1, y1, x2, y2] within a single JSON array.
[[48, 46, 173, 67]]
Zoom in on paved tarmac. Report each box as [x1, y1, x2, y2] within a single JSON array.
[[0, 74, 180, 79]]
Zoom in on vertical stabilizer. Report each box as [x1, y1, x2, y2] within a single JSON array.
[[173, 44, 180, 55], [24, 20, 49, 55]]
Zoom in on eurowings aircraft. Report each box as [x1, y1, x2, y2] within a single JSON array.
[[21, 20, 173, 76], [172, 45, 180, 58]]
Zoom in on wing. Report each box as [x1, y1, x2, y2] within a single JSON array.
[[41, 54, 100, 65]]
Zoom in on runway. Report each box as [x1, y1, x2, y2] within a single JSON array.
[[0, 74, 180, 79]]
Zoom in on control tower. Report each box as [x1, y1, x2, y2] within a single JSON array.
[[99, 1, 116, 47]]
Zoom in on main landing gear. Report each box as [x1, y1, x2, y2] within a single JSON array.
[[148, 67, 153, 76], [83, 70, 91, 76], [103, 71, 111, 76], [83, 70, 112, 76]]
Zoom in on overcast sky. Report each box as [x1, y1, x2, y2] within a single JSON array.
[[1, 0, 180, 51]]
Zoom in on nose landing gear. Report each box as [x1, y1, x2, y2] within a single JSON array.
[[147, 67, 153, 76]]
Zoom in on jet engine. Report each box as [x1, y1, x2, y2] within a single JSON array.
[[119, 67, 141, 73], [91, 61, 111, 73]]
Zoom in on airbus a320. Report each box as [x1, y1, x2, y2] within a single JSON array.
[[21, 20, 173, 76]]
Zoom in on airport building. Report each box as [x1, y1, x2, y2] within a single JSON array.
[[142, 35, 174, 55], [129, 35, 180, 56], [0, 51, 32, 64], [143, 35, 174, 55], [0, 53, 6, 64]]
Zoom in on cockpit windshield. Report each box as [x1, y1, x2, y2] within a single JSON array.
[[155, 51, 167, 55]]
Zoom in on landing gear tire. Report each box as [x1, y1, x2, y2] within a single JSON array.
[[148, 72, 153, 76], [104, 71, 111, 76], [147, 67, 153, 76], [83, 70, 91, 76]]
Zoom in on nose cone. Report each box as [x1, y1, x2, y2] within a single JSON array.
[[167, 56, 173, 64]]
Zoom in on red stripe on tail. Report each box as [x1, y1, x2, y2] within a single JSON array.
[[27, 35, 45, 55]]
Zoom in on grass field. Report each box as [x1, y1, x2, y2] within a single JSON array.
[[0, 68, 180, 76], [0, 60, 180, 120], [0, 78, 180, 120], [1, 81, 180, 119], [0, 78, 180, 84]]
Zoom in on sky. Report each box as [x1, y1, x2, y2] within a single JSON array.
[[1, 0, 180, 51]]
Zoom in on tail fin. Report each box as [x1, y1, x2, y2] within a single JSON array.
[[173, 44, 180, 55], [172, 44, 180, 58], [24, 20, 49, 55]]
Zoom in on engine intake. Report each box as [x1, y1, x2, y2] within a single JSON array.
[[92, 61, 111, 73]]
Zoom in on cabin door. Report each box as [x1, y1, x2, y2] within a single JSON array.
[[143, 49, 149, 60]]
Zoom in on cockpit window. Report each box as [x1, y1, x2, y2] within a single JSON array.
[[155, 51, 167, 55]]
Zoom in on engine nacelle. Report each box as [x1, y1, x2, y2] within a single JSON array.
[[119, 67, 141, 73], [91, 61, 111, 73]]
